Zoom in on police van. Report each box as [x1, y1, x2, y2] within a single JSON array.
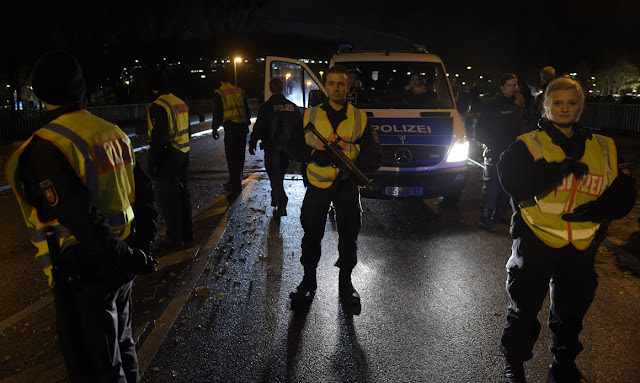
[[265, 46, 468, 204]]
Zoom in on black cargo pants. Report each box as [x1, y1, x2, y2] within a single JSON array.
[[153, 150, 193, 243], [223, 121, 249, 191], [54, 278, 140, 383], [500, 228, 599, 363], [300, 178, 362, 273], [481, 158, 509, 211], [264, 149, 289, 208]]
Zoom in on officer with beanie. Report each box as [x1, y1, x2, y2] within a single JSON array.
[[6, 50, 157, 383], [147, 70, 193, 249], [248, 78, 301, 217], [212, 68, 252, 194]]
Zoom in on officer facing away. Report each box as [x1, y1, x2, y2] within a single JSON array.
[[147, 71, 193, 249], [6, 50, 157, 382], [288, 65, 382, 312], [212, 68, 252, 194], [248, 78, 302, 217]]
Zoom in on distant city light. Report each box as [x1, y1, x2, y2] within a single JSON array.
[[201, 75, 206, 79], [466, 66, 472, 70], [455, 74, 459, 77], [479, 75, 483, 79]]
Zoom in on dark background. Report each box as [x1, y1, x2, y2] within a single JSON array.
[[1, 0, 638, 105]]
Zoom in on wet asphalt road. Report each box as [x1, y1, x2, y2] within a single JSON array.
[[1, 122, 640, 382]]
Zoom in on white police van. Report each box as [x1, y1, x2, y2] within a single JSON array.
[[265, 46, 468, 204]]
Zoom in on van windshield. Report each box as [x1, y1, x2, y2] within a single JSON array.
[[340, 61, 454, 110]]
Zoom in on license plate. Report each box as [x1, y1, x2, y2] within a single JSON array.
[[383, 187, 423, 196]]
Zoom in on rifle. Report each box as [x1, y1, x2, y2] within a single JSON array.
[[304, 122, 373, 191]]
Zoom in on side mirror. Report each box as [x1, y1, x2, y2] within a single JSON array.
[[308, 90, 326, 108]]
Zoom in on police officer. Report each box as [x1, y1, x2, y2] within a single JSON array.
[[147, 71, 193, 248], [248, 78, 301, 217], [212, 69, 252, 194], [289, 65, 382, 311], [531, 66, 556, 131], [497, 77, 636, 383], [7, 50, 157, 383], [474, 73, 524, 232]]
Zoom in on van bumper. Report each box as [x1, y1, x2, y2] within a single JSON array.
[[361, 166, 467, 199]]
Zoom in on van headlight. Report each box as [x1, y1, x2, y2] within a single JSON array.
[[446, 139, 469, 163]]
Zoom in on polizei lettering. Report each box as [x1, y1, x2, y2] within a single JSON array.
[[371, 124, 432, 134]]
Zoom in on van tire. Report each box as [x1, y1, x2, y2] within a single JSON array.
[[439, 187, 463, 207]]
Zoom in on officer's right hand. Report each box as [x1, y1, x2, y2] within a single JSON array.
[[130, 248, 158, 275], [248, 142, 257, 155], [212, 128, 220, 140], [559, 159, 589, 180], [311, 150, 334, 167]]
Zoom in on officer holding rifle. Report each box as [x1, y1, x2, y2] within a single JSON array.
[[289, 65, 382, 312]]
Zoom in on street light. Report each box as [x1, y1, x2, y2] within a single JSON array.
[[234, 57, 242, 86], [319, 71, 324, 82], [285, 72, 292, 91]]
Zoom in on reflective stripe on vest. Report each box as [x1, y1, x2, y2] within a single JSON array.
[[215, 83, 249, 124], [147, 94, 190, 153], [303, 103, 366, 188], [6, 110, 136, 283], [518, 130, 617, 249]]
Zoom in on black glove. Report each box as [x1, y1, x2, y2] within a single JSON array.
[[560, 159, 589, 180], [212, 129, 220, 140], [129, 248, 158, 275], [562, 200, 606, 223], [248, 141, 257, 155], [311, 150, 334, 167]]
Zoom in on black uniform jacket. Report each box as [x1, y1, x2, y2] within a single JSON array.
[[498, 121, 637, 238], [289, 102, 382, 174], [249, 93, 302, 152], [475, 92, 523, 161]]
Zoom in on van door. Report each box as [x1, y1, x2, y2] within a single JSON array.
[[265, 57, 326, 109]]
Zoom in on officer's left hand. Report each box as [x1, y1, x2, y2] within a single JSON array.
[[562, 200, 606, 223], [212, 129, 220, 140], [248, 142, 257, 155]]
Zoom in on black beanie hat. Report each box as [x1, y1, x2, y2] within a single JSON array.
[[31, 50, 86, 105]]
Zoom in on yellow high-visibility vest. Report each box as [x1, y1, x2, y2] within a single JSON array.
[[147, 93, 190, 153], [6, 110, 136, 286], [215, 83, 249, 124], [303, 103, 366, 189], [518, 130, 617, 250]]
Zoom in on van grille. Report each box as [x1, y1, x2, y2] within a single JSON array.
[[380, 145, 448, 168]]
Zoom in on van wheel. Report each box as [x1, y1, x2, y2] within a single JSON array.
[[439, 188, 463, 207]]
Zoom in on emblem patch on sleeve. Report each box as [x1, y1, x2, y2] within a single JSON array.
[[39, 179, 59, 207]]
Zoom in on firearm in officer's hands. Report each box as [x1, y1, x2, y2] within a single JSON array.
[[304, 122, 373, 191]]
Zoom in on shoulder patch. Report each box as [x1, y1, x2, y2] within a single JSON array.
[[39, 179, 59, 207]]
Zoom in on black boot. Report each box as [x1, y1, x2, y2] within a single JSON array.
[[502, 359, 526, 383], [338, 269, 361, 313], [479, 208, 497, 233], [290, 270, 317, 310], [547, 359, 587, 383]]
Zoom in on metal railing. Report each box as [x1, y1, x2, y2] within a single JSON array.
[[581, 103, 640, 134], [4, 101, 637, 140], [0, 100, 215, 140]]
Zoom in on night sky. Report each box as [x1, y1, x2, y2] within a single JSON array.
[[3, 0, 638, 84]]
